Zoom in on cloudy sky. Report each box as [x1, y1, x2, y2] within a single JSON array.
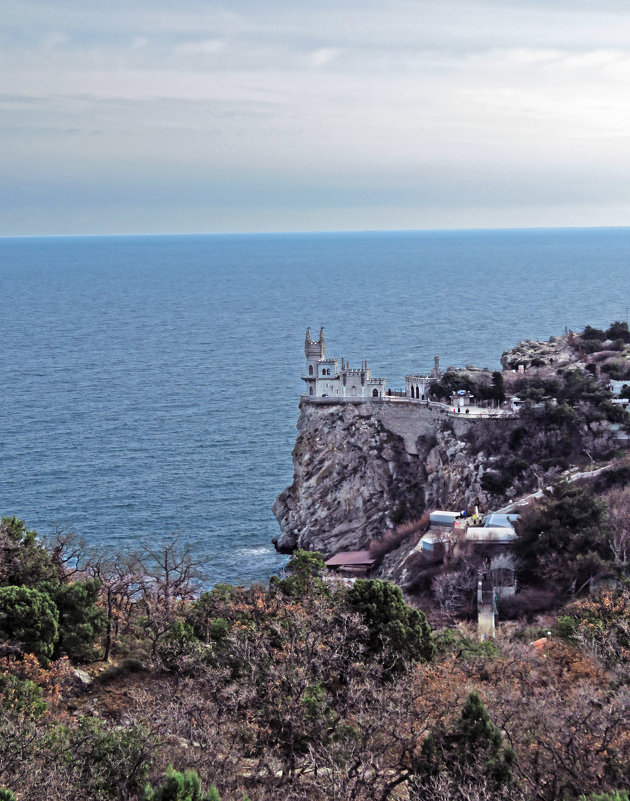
[[2, 0, 630, 235]]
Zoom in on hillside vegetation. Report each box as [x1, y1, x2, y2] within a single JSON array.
[[1, 518, 629, 800]]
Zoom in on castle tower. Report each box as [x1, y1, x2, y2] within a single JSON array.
[[303, 327, 326, 395]]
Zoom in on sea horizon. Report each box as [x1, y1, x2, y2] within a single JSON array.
[[3, 224, 630, 241]]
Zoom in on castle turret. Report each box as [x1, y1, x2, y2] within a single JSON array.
[[303, 326, 328, 396]]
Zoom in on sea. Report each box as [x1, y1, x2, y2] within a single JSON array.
[[1, 228, 629, 586]]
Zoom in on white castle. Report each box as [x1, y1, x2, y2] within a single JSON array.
[[302, 328, 442, 401]]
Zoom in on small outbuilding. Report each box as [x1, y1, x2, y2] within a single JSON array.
[[429, 510, 461, 527], [325, 550, 376, 577]]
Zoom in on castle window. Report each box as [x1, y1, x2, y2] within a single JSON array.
[[309, 387, 313, 395], [372, 388, 379, 397], [309, 365, 313, 375]]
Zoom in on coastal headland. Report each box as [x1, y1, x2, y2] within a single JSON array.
[[273, 326, 630, 558]]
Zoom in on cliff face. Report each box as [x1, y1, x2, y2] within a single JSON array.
[[272, 400, 500, 556]]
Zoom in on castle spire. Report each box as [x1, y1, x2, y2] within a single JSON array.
[[319, 326, 325, 358]]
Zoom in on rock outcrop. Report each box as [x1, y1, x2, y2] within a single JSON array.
[[501, 334, 577, 371], [272, 400, 503, 556]]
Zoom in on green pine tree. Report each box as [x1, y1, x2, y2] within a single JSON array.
[[144, 767, 220, 801]]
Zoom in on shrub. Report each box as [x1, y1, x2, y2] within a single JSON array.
[[60, 716, 154, 800], [600, 361, 625, 377], [271, 550, 328, 597], [144, 766, 220, 801], [557, 585, 630, 667], [606, 321, 630, 343], [157, 621, 210, 672], [481, 471, 511, 494], [0, 672, 47, 718], [369, 514, 429, 560], [582, 325, 607, 341], [0, 586, 59, 665], [497, 588, 558, 619], [581, 340, 607, 354], [43, 579, 106, 662]]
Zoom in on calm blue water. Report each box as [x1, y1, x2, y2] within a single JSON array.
[[1, 229, 629, 584]]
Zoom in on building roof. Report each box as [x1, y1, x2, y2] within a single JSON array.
[[430, 510, 461, 520], [484, 512, 519, 528], [465, 526, 517, 543], [325, 550, 376, 567]]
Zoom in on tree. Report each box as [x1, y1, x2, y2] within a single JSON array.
[[346, 579, 434, 671], [144, 767, 220, 801], [605, 321, 630, 343], [603, 486, 630, 566], [270, 549, 327, 597], [582, 325, 607, 342], [513, 482, 609, 593], [137, 536, 204, 663], [411, 692, 516, 799], [0, 517, 58, 588], [491, 371, 506, 403], [43, 579, 106, 662], [87, 550, 142, 661], [0, 586, 58, 665]]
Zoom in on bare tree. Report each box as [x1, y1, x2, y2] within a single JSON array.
[[45, 526, 91, 581], [489, 553, 519, 597], [432, 563, 477, 614], [136, 535, 206, 662], [604, 486, 630, 565], [87, 549, 142, 661]]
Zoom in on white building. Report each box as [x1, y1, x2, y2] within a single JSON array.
[[303, 328, 444, 401], [406, 357, 442, 400], [302, 328, 387, 399]]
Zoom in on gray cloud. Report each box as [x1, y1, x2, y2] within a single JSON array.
[[2, 0, 630, 233]]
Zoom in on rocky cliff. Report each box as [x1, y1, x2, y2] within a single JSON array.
[[272, 399, 505, 556]]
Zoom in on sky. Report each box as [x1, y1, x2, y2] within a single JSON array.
[[2, 0, 630, 235]]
